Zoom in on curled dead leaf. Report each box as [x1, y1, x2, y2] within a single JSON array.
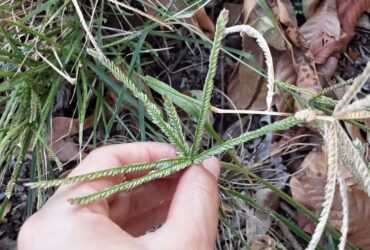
[[337, 0, 370, 47]]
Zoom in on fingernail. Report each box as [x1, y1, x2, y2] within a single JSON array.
[[202, 157, 220, 179]]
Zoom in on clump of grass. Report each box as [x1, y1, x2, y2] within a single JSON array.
[[3, 1, 370, 249], [28, 5, 370, 248]]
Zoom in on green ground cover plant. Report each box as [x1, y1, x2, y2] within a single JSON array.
[[28, 9, 370, 250], [2, 1, 370, 249]]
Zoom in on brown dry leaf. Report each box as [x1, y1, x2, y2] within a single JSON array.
[[337, 0, 370, 47], [276, 0, 297, 27], [296, 56, 320, 91], [244, 1, 288, 50], [274, 51, 296, 84], [224, 3, 243, 26], [269, 0, 307, 49], [192, 7, 215, 38], [316, 56, 338, 82], [290, 147, 370, 249], [51, 116, 93, 141], [299, 0, 341, 64], [274, 51, 296, 112], [228, 35, 266, 110], [302, 0, 322, 18], [253, 16, 287, 51], [250, 235, 279, 250], [52, 139, 82, 162], [243, 0, 257, 23], [51, 116, 93, 162], [345, 122, 366, 143]]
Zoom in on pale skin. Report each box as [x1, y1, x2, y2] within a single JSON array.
[[18, 142, 220, 250]]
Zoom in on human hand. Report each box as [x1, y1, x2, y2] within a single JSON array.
[[18, 142, 220, 250]]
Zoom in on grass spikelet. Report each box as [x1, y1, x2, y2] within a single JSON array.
[[5, 129, 30, 198], [336, 110, 370, 120], [335, 95, 370, 118], [163, 96, 189, 156], [69, 159, 191, 204], [307, 122, 339, 250], [190, 9, 228, 157], [337, 121, 370, 196], [337, 169, 349, 250], [334, 62, 370, 114], [26, 158, 183, 189]]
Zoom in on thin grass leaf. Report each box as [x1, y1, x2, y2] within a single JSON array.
[[70, 159, 192, 204], [26, 158, 184, 189], [190, 9, 228, 157], [0, 19, 56, 45], [145, 75, 202, 116], [108, 0, 173, 30]]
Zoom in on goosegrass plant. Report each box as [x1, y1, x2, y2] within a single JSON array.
[[27, 7, 370, 249], [3, 1, 370, 249], [0, 0, 251, 208]]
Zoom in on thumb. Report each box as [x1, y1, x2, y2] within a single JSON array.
[[143, 157, 220, 249]]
